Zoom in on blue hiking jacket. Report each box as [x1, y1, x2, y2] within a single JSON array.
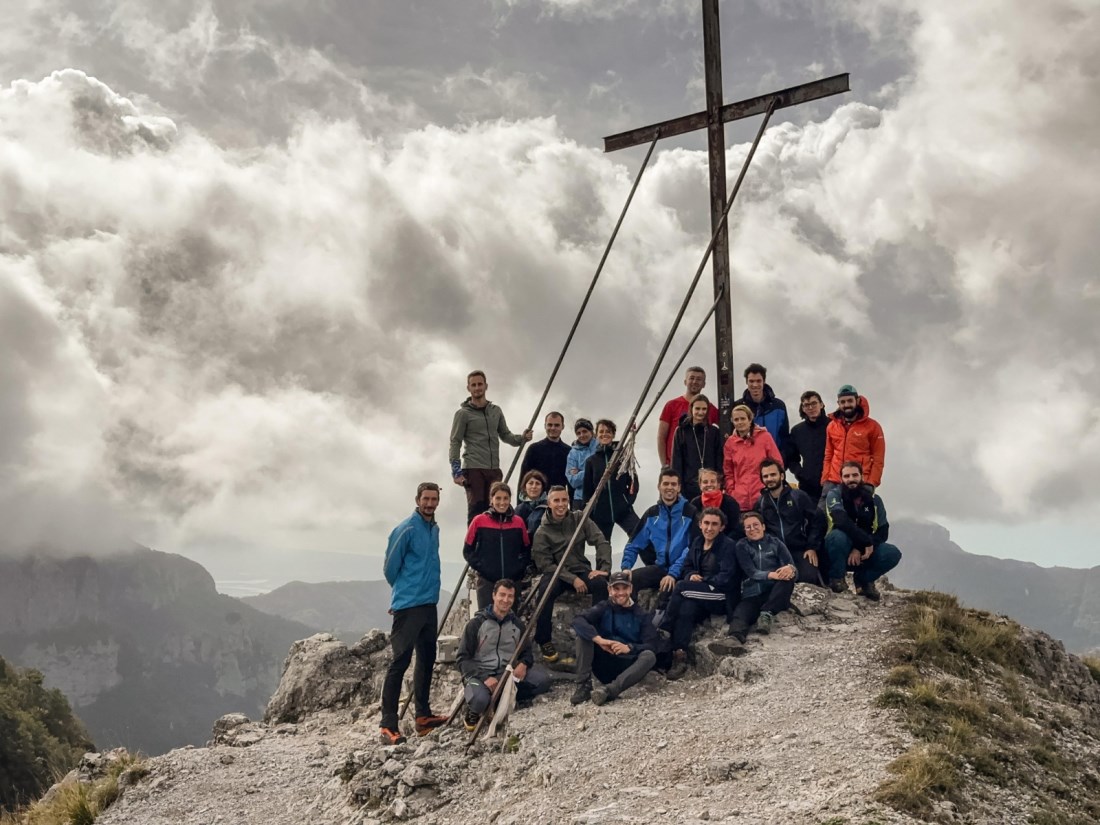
[[734, 533, 795, 599], [572, 599, 658, 655], [621, 496, 697, 578], [383, 510, 441, 611], [566, 438, 598, 500]]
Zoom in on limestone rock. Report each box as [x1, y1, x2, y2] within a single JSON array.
[[264, 633, 385, 723]]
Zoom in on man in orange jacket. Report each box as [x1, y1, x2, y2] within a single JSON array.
[[820, 385, 885, 501]]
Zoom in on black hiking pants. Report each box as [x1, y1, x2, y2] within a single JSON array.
[[380, 603, 437, 729]]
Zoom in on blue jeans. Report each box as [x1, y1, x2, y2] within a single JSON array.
[[824, 531, 901, 586]]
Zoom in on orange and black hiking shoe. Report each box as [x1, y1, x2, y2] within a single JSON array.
[[379, 726, 407, 746], [415, 715, 448, 736]]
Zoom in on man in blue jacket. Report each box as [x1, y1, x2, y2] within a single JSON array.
[[621, 468, 698, 599], [570, 572, 658, 706], [379, 482, 447, 745], [740, 363, 791, 463]]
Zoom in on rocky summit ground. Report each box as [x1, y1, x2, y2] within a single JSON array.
[[93, 584, 932, 825]]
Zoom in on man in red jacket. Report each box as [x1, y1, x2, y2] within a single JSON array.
[[821, 385, 886, 501]]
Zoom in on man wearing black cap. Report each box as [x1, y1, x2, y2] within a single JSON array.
[[570, 571, 659, 706], [566, 418, 597, 510]]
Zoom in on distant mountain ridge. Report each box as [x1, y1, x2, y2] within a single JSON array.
[[242, 580, 452, 644], [889, 519, 1100, 654], [0, 547, 313, 755]]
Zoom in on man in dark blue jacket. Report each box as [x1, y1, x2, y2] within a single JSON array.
[[379, 482, 447, 745], [664, 507, 743, 679], [824, 461, 901, 600], [756, 459, 827, 585], [570, 572, 658, 706], [740, 363, 791, 462], [621, 469, 698, 599]]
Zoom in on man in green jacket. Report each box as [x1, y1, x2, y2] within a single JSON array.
[[530, 486, 612, 662], [449, 370, 532, 523]]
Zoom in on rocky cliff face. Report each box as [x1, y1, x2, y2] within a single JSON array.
[[889, 519, 1100, 653], [0, 547, 313, 755]]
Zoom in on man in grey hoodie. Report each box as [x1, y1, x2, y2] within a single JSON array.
[[449, 370, 532, 522]]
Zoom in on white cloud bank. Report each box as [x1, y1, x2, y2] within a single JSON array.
[[0, 0, 1097, 566]]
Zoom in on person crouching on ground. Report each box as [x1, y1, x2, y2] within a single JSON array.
[[570, 571, 658, 706], [456, 578, 550, 730], [728, 512, 797, 643]]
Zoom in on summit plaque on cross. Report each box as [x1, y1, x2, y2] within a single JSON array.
[[604, 0, 848, 437]]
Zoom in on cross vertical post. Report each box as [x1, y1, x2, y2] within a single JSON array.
[[701, 0, 735, 435]]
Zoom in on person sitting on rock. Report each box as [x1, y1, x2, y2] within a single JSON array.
[[690, 467, 743, 541], [824, 461, 902, 601], [621, 468, 698, 603], [755, 459, 827, 586], [515, 469, 549, 537], [462, 481, 532, 609], [456, 578, 550, 730], [727, 512, 798, 643], [570, 571, 658, 706], [663, 507, 743, 680], [530, 486, 612, 663]]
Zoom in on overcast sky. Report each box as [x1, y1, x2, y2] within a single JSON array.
[[1, 0, 1097, 585]]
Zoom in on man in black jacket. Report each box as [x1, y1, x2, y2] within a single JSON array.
[[756, 459, 827, 585], [520, 411, 571, 488], [824, 462, 902, 600], [788, 391, 828, 502], [663, 507, 743, 679]]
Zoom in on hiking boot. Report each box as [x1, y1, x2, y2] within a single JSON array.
[[379, 726, 406, 746], [570, 680, 593, 705], [463, 709, 479, 732], [726, 626, 747, 643], [414, 715, 447, 736], [666, 650, 689, 681], [707, 637, 746, 657], [756, 611, 774, 635], [540, 642, 560, 663], [591, 686, 610, 706], [857, 581, 881, 601], [829, 578, 849, 594]]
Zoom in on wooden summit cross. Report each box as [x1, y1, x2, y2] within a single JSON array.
[[603, 0, 848, 437]]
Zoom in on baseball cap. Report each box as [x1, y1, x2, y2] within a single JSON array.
[[837, 384, 859, 399], [608, 571, 631, 587]]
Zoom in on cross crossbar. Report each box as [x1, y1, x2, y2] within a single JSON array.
[[602, 72, 849, 153]]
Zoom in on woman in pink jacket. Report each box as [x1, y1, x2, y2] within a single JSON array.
[[723, 404, 783, 510]]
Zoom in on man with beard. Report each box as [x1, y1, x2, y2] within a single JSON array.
[[570, 572, 658, 706], [755, 459, 827, 585], [824, 462, 902, 600], [821, 385, 886, 500], [739, 363, 791, 462], [788, 391, 828, 503], [379, 482, 448, 745], [449, 370, 533, 523], [530, 486, 612, 663]]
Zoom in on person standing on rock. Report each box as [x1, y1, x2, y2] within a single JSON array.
[[787, 390, 828, 503], [449, 370, 533, 524], [570, 571, 658, 706], [739, 363, 791, 463], [462, 482, 532, 610], [379, 482, 449, 746], [755, 459, 827, 586], [657, 366, 719, 467], [670, 395, 724, 501], [566, 418, 597, 510], [583, 419, 640, 541], [824, 461, 901, 600], [727, 512, 798, 643], [531, 486, 612, 663], [723, 404, 783, 511], [520, 411, 571, 489], [663, 507, 743, 680], [821, 385, 886, 500], [457, 578, 550, 730], [621, 468, 698, 603]]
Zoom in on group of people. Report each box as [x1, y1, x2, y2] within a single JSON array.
[[377, 366, 902, 744]]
